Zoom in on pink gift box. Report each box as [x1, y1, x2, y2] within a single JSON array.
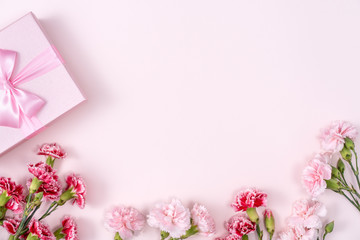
[[0, 13, 85, 155]]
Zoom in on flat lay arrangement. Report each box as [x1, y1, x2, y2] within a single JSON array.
[[1, 2, 359, 239]]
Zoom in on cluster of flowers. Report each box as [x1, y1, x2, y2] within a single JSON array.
[[0, 143, 86, 240], [216, 188, 275, 240], [277, 199, 333, 240], [302, 120, 358, 199], [104, 198, 216, 240], [275, 121, 358, 240]]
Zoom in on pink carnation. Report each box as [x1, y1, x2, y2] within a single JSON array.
[[2, 217, 20, 235], [313, 153, 331, 163], [225, 214, 256, 237], [278, 226, 317, 240], [147, 198, 191, 238], [231, 188, 267, 212], [28, 220, 55, 240], [302, 159, 331, 197], [287, 199, 326, 230], [28, 162, 58, 184], [191, 203, 216, 236], [62, 216, 79, 240], [0, 177, 24, 213], [38, 143, 67, 159], [105, 206, 145, 239], [65, 174, 86, 209], [320, 121, 357, 153]]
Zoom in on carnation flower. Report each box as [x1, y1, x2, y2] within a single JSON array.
[[320, 121, 357, 153], [278, 226, 317, 240], [2, 217, 20, 235], [59, 174, 86, 209], [287, 199, 326, 230], [28, 162, 58, 184], [302, 159, 331, 197], [147, 198, 191, 238], [225, 214, 256, 237], [28, 219, 56, 240], [191, 203, 216, 236], [38, 143, 67, 159], [313, 153, 331, 163], [231, 188, 267, 212], [0, 177, 24, 213], [105, 206, 145, 239], [27, 177, 61, 201], [61, 216, 79, 240]]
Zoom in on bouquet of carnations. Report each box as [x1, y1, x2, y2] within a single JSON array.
[[0, 143, 86, 240]]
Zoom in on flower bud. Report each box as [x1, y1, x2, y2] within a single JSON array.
[[45, 156, 55, 167], [246, 207, 259, 223], [325, 221, 334, 234], [0, 191, 11, 207], [33, 192, 43, 207], [0, 206, 7, 220], [29, 177, 42, 194], [263, 209, 275, 238], [58, 188, 75, 206], [337, 159, 345, 174], [160, 231, 169, 240], [331, 166, 341, 179], [325, 179, 342, 192], [114, 232, 122, 240], [344, 137, 355, 150], [26, 233, 41, 240], [340, 147, 352, 161], [53, 227, 65, 240]]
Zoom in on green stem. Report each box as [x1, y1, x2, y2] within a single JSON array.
[[39, 202, 58, 221], [353, 150, 359, 175], [323, 232, 327, 240], [256, 223, 263, 240], [348, 161, 360, 189], [339, 173, 360, 206], [340, 191, 360, 211], [14, 193, 33, 238]]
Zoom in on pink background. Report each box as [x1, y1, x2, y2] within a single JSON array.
[[1, 1, 360, 239]]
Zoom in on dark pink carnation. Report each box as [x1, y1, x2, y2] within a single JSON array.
[[28, 220, 55, 240], [2, 217, 20, 235], [28, 162, 57, 184], [65, 174, 86, 209], [231, 188, 267, 212], [38, 143, 67, 159], [26, 178, 61, 201], [0, 177, 24, 213], [226, 214, 256, 237], [62, 216, 78, 240]]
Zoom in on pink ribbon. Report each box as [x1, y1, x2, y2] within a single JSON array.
[[0, 47, 62, 134]]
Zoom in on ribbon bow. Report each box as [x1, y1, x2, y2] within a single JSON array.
[[0, 48, 62, 133]]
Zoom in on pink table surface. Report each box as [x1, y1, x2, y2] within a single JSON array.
[[1, 1, 360, 239]]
